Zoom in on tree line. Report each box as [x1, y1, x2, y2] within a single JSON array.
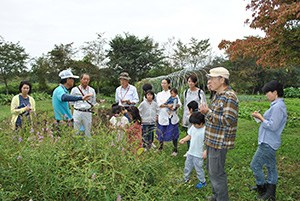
[[1, 0, 299, 95]]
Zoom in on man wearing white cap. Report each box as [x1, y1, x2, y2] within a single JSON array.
[[70, 73, 97, 138], [52, 70, 93, 126], [199, 67, 239, 201], [115, 72, 139, 107]]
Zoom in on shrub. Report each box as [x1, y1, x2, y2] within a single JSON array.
[[284, 87, 300, 98]]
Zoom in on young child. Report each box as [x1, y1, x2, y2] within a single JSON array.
[[110, 105, 129, 130], [183, 100, 199, 157], [126, 106, 143, 150], [179, 111, 207, 189], [138, 90, 158, 150], [164, 87, 179, 115], [142, 83, 157, 102]]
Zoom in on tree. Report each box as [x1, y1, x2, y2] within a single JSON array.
[[81, 33, 107, 93], [173, 38, 211, 69], [48, 43, 76, 82], [0, 36, 29, 94], [219, 0, 300, 68], [107, 33, 165, 83], [31, 55, 50, 91]]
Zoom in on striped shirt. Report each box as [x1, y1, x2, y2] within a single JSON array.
[[204, 87, 239, 149]]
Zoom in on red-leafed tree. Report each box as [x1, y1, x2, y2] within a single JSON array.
[[219, 0, 300, 68]]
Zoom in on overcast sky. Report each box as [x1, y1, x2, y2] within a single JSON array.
[[0, 0, 264, 59]]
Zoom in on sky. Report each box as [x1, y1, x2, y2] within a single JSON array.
[[0, 0, 264, 59]]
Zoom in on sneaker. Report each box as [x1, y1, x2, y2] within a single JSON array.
[[196, 181, 206, 189], [183, 152, 188, 157], [178, 179, 189, 184], [172, 152, 178, 156], [151, 143, 157, 148]]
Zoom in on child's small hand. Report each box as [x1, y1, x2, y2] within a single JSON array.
[[202, 150, 207, 159], [179, 139, 185, 144]]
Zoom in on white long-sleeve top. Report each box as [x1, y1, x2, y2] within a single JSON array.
[[156, 89, 182, 125]]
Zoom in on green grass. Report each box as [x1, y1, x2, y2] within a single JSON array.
[[0, 96, 299, 200]]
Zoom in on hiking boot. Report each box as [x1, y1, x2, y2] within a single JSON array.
[[249, 183, 267, 196], [256, 184, 276, 200]]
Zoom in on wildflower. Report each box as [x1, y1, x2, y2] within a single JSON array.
[[92, 173, 96, 179], [42, 128, 44, 131], [37, 131, 40, 135], [47, 117, 49, 119], [29, 128, 34, 133], [19, 137, 22, 142], [38, 135, 44, 139], [12, 135, 16, 140], [50, 134, 54, 138], [49, 131, 53, 134], [64, 114, 68, 118], [106, 115, 110, 118], [61, 121, 65, 125], [20, 116, 23, 120], [46, 128, 49, 131], [68, 123, 71, 127], [117, 194, 121, 201], [34, 113, 37, 117], [67, 118, 71, 122], [39, 140, 43, 143], [27, 137, 31, 141], [111, 142, 115, 146], [102, 186, 106, 190], [17, 156, 22, 160], [122, 148, 125, 151], [102, 105, 105, 108]]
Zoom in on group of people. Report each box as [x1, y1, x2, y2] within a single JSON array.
[[10, 67, 287, 201]]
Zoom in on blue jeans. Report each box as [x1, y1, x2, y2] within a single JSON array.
[[250, 143, 278, 185], [142, 125, 155, 148]]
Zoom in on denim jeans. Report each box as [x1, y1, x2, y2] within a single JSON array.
[[142, 124, 155, 148], [250, 143, 278, 185], [206, 146, 229, 201]]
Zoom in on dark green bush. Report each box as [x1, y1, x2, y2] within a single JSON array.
[[284, 87, 300, 98]]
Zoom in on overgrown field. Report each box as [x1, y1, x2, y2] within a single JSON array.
[[0, 97, 299, 200]]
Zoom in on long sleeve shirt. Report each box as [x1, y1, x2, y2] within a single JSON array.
[[156, 90, 182, 125], [115, 84, 139, 106], [138, 100, 158, 125], [258, 98, 287, 150], [204, 87, 239, 150]]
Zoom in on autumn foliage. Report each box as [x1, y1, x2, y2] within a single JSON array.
[[219, 0, 300, 68]]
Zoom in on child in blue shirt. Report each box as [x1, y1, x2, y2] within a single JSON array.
[[179, 111, 207, 189], [164, 87, 179, 115]]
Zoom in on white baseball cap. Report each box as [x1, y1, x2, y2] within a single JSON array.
[[59, 70, 79, 79]]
